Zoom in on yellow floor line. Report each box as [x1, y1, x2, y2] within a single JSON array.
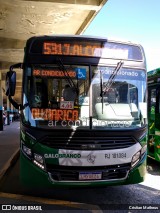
[[0, 192, 103, 213]]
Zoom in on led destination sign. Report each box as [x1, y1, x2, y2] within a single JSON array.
[[29, 37, 143, 60], [42, 41, 142, 60], [43, 41, 102, 57], [31, 108, 79, 121], [33, 69, 76, 78]]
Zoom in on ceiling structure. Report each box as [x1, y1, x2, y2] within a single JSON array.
[[0, 0, 108, 106]]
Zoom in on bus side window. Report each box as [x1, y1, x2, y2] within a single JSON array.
[[151, 89, 156, 107], [149, 88, 156, 120]]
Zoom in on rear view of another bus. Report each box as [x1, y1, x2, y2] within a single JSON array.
[[148, 68, 160, 162]]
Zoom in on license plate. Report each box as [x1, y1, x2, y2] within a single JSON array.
[[79, 172, 102, 180]]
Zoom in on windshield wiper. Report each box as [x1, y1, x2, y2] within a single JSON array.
[[100, 70, 104, 112], [100, 60, 124, 113], [56, 57, 79, 95]]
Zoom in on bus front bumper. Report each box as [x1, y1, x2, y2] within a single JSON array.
[[20, 152, 147, 188]]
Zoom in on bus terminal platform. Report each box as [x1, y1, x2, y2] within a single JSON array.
[[0, 121, 20, 180]]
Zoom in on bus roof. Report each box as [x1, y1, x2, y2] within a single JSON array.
[[26, 34, 142, 47], [148, 67, 160, 77]]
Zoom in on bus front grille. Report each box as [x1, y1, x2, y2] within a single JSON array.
[[47, 163, 130, 182], [39, 135, 137, 150]]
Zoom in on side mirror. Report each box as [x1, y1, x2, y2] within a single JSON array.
[[5, 70, 16, 96]]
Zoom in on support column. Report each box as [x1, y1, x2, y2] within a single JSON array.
[[0, 72, 4, 130]]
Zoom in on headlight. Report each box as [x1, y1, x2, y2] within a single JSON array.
[[22, 144, 32, 157], [33, 153, 45, 170], [131, 145, 147, 168], [131, 151, 141, 167], [22, 144, 45, 170], [34, 153, 44, 164], [141, 145, 147, 155]]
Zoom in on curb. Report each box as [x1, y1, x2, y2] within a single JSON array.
[[0, 148, 20, 180]]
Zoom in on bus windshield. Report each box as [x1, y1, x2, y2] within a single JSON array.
[[22, 64, 146, 129]]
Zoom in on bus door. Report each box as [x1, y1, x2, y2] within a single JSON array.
[[148, 86, 160, 159]]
